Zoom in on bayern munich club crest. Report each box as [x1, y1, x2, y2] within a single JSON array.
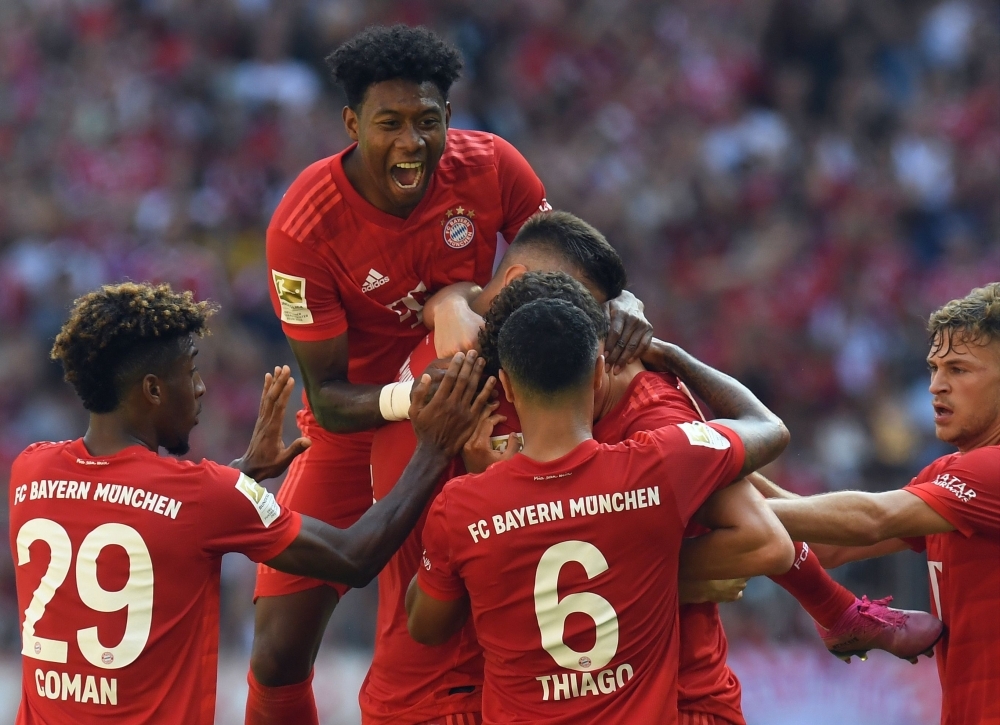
[[442, 206, 476, 249]]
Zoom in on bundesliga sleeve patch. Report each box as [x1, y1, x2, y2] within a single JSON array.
[[271, 270, 314, 325], [235, 473, 281, 527], [678, 421, 731, 450]]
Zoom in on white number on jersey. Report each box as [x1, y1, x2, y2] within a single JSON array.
[[17, 519, 154, 669], [533, 540, 619, 671]]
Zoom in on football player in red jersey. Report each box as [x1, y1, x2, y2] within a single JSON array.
[[406, 296, 791, 724], [9, 282, 493, 725], [362, 213, 649, 725], [252, 26, 652, 723], [768, 283, 1000, 725], [462, 270, 943, 725]]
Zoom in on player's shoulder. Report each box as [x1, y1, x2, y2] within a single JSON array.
[[269, 154, 347, 243], [12, 440, 74, 470], [946, 445, 1000, 483], [625, 372, 687, 410], [437, 129, 498, 173]]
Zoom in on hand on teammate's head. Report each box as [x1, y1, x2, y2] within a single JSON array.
[[410, 351, 496, 457]]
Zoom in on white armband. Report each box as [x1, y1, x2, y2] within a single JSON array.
[[378, 381, 414, 422]]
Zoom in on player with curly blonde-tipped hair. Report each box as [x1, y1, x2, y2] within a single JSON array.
[[10, 281, 493, 725], [769, 282, 1000, 725]]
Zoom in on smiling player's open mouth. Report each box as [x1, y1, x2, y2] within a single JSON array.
[[390, 162, 424, 190]]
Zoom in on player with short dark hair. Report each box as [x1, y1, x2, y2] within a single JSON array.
[[470, 273, 943, 724], [10, 282, 492, 725], [252, 24, 652, 722], [768, 283, 1000, 725], [361, 213, 626, 725], [407, 298, 790, 723]]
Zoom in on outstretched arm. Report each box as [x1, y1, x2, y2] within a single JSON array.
[[642, 339, 789, 475], [265, 352, 495, 588], [680, 479, 795, 580], [769, 489, 955, 546]]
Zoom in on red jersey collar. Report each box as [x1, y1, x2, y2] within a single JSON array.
[[330, 143, 440, 231], [504, 438, 601, 477], [66, 437, 156, 463]]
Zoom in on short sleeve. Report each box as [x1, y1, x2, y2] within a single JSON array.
[[266, 226, 347, 341], [198, 464, 302, 561], [638, 422, 746, 525], [904, 449, 1000, 538], [417, 492, 467, 601], [493, 134, 548, 241]]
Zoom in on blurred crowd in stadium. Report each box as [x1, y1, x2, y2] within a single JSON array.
[[1, 0, 997, 661]]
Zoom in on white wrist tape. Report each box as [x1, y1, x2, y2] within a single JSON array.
[[378, 381, 413, 422]]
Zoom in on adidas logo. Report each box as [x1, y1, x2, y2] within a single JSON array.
[[361, 268, 390, 293]]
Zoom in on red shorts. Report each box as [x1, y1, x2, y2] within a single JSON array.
[[678, 712, 740, 725], [412, 715, 482, 725], [254, 427, 375, 600]]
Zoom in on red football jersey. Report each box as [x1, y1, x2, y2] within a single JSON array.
[[266, 130, 546, 429], [363, 332, 483, 724], [903, 445, 1000, 725], [9, 440, 301, 725], [591, 373, 745, 725], [418, 424, 745, 725]]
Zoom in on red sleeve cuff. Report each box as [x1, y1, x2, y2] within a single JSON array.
[[905, 486, 975, 537], [253, 512, 303, 563], [708, 422, 746, 484], [417, 571, 466, 601]]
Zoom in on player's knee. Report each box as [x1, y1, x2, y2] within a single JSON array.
[[249, 635, 317, 686]]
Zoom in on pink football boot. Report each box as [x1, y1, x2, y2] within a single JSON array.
[[815, 596, 944, 663]]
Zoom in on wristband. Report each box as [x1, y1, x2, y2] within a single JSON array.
[[379, 381, 414, 422]]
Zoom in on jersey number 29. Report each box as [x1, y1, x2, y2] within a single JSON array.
[[16, 518, 153, 670]]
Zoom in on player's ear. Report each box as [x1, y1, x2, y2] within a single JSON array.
[[593, 353, 605, 392], [502, 264, 528, 287], [498, 369, 515, 404], [444, 101, 451, 128], [343, 105, 360, 142], [142, 374, 163, 406]]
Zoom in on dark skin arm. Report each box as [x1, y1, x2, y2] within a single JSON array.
[[265, 351, 495, 588], [406, 576, 471, 645], [287, 335, 385, 433], [641, 338, 790, 476]]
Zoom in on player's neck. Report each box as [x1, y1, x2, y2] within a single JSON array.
[[516, 395, 595, 463], [83, 413, 158, 457], [595, 360, 645, 421], [956, 417, 1000, 453]]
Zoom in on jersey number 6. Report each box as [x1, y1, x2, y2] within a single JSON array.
[[16, 518, 154, 670], [533, 540, 620, 672]]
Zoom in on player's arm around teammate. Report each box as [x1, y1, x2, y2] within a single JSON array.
[[267, 350, 496, 587]]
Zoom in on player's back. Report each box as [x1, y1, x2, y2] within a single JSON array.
[[9, 439, 297, 725], [418, 423, 745, 725]]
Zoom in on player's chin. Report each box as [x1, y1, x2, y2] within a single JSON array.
[[387, 174, 428, 205], [164, 438, 191, 456]]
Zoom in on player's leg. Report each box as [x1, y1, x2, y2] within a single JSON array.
[[246, 587, 341, 725], [769, 542, 942, 662], [245, 431, 375, 725]]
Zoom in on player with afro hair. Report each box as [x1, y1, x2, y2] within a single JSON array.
[[326, 24, 463, 110], [51, 282, 217, 415]]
